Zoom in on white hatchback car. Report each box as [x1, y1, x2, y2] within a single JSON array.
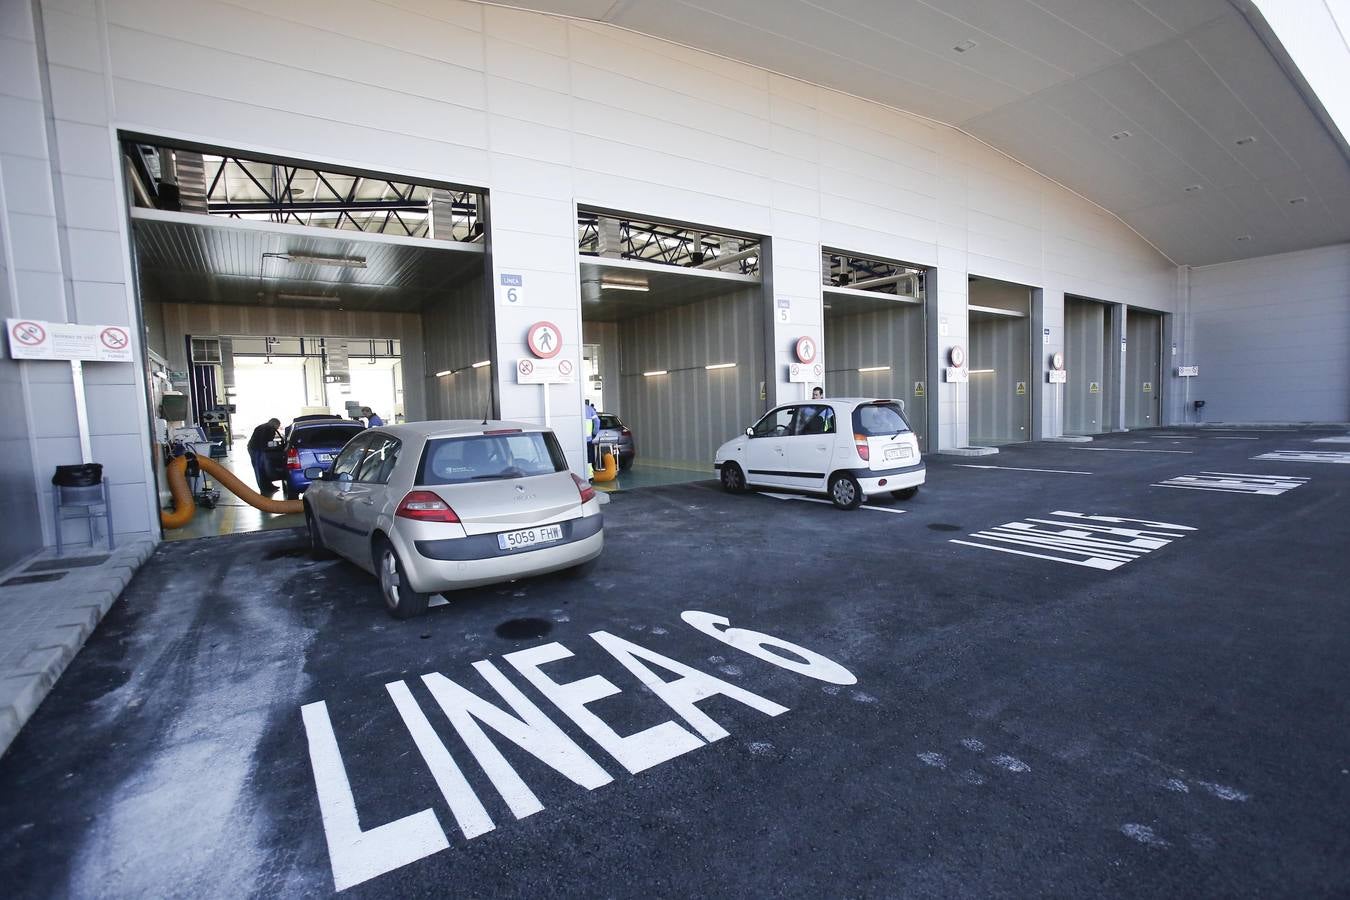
[[714, 398, 925, 509], [302, 421, 603, 618]]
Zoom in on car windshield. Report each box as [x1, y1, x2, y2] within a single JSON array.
[[417, 431, 567, 484], [291, 425, 365, 448], [852, 402, 911, 436], [598, 415, 623, 430]]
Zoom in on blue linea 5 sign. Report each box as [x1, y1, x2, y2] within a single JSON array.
[[301, 611, 856, 891]]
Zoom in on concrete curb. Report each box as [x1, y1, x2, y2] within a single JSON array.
[[1042, 435, 1093, 443], [937, 446, 999, 457], [0, 537, 158, 759]]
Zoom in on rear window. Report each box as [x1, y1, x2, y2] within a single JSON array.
[[291, 425, 365, 448], [598, 415, 624, 430], [416, 431, 568, 485], [852, 401, 911, 436]]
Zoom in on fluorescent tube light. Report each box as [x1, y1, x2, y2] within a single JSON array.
[[602, 281, 649, 292], [705, 362, 736, 370], [968, 368, 995, 374], [283, 253, 367, 268], [857, 365, 890, 373], [643, 370, 668, 377], [471, 360, 491, 368], [435, 370, 452, 377], [276, 292, 342, 303]]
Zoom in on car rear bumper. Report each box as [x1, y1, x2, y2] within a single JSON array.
[[853, 461, 925, 494], [400, 514, 604, 592]]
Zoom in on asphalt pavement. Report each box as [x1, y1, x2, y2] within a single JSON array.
[[1, 427, 1347, 898]]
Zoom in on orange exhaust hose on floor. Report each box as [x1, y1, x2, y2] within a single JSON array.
[[159, 455, 196, 529], [194, 455, 304, 515], [592, 451, 618, 483]]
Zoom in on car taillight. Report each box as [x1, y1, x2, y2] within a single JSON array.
[[572, 473, 596, 503], [286, 448, 301, 470], [854, 433, 870, 461], [395, 491, 459, 523]]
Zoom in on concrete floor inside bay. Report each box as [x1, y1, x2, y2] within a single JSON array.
[[2, 427, 1348, 898]]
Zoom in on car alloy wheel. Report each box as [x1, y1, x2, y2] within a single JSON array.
[[830, 473, 862, 510], [721, 463, 746, 493], [376, 539, 430, 619]]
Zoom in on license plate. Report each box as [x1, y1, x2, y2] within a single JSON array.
[[319, 453, 335, 462], [498, 524, 564, 551], [884, 445, 912, 461]]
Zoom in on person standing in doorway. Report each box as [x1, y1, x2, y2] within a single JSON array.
[[585, 400, 602, 471], [361, 406, 384, 427], [247, 418, 281, 494], [812, 386, 825, 400]]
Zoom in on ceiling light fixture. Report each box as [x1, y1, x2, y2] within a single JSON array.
[[276, 292, 342, 303], [282, 252, 367, 268], [1184, 184, 1203, 193], [1236, 234, 1252, 241], [1235, 136, 1257, 146], [953, 39, 977, 52], [471, 360, 491, 368], [705, 362, 736, 370], [601, 280, 649, 292], [857, 365, 890, 373], [1111, 131, 1131, 141], [435, 370, 452, 377], [1288, 196, 1307, 205], [643, 370, 668, 377], [968, 368, 995, 374]]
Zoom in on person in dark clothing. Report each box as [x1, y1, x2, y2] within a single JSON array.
[[247, 418, 281, 494]]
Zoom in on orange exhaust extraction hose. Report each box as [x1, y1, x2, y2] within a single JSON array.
[[194, 455, 304, 515], [159, 455, 196, 529], [591, 451, 618, 483]]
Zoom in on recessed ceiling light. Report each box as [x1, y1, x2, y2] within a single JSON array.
[[1183, 184, 1203, 193], [1235, 136, 1257, 146], [1236, 234, 1252, 241], [1111, 130, 1131, 141], [953, 39, 977, 53], [1288, 196, 1307, 205]]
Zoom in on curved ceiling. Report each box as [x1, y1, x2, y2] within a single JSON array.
[[496, 0, 1350, 266]]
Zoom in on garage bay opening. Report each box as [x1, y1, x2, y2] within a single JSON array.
[[1063, 295, 1114, 436], [821, 250, 928, 449], [1125, 308, 1164, 429], [967, 276, 1033, 446], [124, 137, 493, 540], [578, 209, 768, 490]]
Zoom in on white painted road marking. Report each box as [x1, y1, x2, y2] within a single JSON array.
[[1072, 447, 1193, 454], [303, 614, 856, 891], [954, 464, 1093, 475], [1253, 450, 1350, 464], [760, 491, 906, 514], [1312, 436, 1350, 444], [1153, 472, 1308, 495], [950, 511, 1194, 570]]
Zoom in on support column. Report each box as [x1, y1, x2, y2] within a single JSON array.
[[928, 266, 970, 450], [1108, 303, 1128, 431]]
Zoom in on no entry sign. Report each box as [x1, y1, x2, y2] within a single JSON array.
[[526, 321, 561, 359]]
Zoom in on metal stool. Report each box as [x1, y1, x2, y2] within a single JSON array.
[[52, 479, 114, 554]]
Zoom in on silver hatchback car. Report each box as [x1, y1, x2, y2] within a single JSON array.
[[302, 421, 604, 618]]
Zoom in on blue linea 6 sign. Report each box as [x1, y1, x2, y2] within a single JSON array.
[[7, 318, 134, 362]]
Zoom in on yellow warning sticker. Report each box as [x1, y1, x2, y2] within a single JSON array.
[[1143, 382, 1152, 393], [1089, 382, 1100, 393], [914, 381, 925, 397], [1016, 381, 1027, 395]]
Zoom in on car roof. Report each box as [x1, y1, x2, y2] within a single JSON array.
[[373, 419, 551, 440], [781, 397, 899, 409]]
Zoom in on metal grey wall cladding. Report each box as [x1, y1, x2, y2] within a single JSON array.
[[616, 287, 765, 467], [0, 216, 41, 569], [1064, 298, 1107, 434], [424, 274, 493, 421], [969, 312, 1031, 445], [1125, 311, 1162, 429], [824, 302, 927, 448]]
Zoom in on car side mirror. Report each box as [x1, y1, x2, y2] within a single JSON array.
[[745, 427, 754, 437], [303, 466, 326, 480]]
